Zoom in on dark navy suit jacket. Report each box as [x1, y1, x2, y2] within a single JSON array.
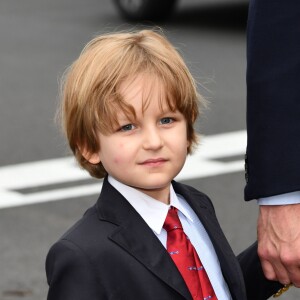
[[46, 178, 281, 300], [245, 0, 300, 200]]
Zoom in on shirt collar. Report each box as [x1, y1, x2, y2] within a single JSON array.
[[108, 175, 194, 234]]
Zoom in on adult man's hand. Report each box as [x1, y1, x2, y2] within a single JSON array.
[[257, 204, 300, 287]]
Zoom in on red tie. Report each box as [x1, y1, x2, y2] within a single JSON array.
[[163, 207, 217, 300]]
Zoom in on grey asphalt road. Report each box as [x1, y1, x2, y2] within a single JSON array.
[[0, 0, 298, 299]]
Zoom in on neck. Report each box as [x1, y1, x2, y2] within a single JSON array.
[[134, 185, 171, 204]]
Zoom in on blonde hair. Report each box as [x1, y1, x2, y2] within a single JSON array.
[[59, 29, 205, 178]]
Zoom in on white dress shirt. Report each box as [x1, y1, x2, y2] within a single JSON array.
[[258, 191, 300, 205], [108, 175, 232, 300]]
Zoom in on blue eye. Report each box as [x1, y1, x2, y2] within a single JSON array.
[[160, 117, 173, 125], [120, 124, 135, 131]]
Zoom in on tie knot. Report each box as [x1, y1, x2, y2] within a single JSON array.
[[163, 207, 183, 232]]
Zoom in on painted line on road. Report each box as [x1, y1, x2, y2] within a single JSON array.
[[0, 130, 246, 209]]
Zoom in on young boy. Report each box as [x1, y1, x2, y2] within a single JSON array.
[[46, 29, 283, 300]]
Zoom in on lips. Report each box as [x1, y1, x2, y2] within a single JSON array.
[[140, 158, 167, 166]]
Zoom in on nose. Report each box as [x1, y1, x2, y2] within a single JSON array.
[[142, 126, 163, 150]]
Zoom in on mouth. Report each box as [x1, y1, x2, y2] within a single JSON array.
[[140, 158, 167, 167]]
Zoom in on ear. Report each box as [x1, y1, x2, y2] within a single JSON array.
[[85, 152, 101, 164], [78, 146, 101, 164]]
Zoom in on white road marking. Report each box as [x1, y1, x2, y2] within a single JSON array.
[[0, 130, 246, 209]]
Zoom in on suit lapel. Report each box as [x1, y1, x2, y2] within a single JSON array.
[[96, 178, 192, 300], [172, 181, 247, 300]]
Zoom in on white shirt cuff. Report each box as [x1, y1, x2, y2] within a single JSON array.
[[258, 191, 300, 205]]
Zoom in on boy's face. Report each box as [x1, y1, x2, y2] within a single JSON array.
[[87, 75, 189, 204]]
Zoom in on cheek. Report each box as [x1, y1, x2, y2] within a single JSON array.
[[108, 141, 133, 166], [113, 156, 122, 164], [112, 144, 127, 164]]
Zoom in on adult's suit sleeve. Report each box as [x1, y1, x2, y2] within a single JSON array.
[[245, 0, 300, 200], [46, 239, 104, 300], [238, 242, 283, 300]]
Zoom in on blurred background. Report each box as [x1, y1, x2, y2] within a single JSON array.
[[0, 0, 298, 299]]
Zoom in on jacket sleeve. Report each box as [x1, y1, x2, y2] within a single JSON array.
[[238, 242, 283, 300], [46, 239, 104, 300], [245, 0, 300, 200]]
